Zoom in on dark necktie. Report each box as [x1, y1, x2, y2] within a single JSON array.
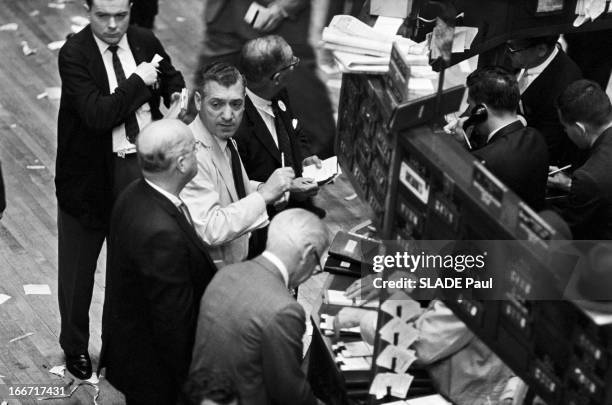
[[108, 45, 140, 144], [271, 99, 301, 177], [227, 140, 247, 199], [178, 202, 194, 227]]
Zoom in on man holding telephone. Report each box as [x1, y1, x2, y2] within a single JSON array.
[[444, 66, 549, 210], [56, 0, 184, 379]]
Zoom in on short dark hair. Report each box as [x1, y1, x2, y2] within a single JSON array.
[[466, 66, 520, 113], [86, 0, 132, 8], [557, 79, 612, 127], [239, 35, 292, 83], [197, 62, 246, 95], [180, 368, 239, 405]]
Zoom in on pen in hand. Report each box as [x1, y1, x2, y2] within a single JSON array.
[[281, 152, 285, 168], [548, 164, 572, 176]]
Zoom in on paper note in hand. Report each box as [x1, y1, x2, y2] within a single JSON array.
[[302, 156, 341, 185], [244, 2, 268, 28], [151, 54, 163, 64]]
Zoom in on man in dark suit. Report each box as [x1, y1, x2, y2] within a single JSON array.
[[56, 0, 184, 379], [549, 80, 612, 239], [100, 119, 217, 404], [0, 161, 5, 219], [189, 208, 329, 405], [449, 66, 549, 210], [506, 35, 582, 166], [196, 0, 336, 158], [235, 35, 325, 254]]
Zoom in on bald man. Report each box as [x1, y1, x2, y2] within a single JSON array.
[[189, 208, 329, 405], [100, 119, 217, 404]]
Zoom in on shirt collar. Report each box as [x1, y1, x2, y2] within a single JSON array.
[[524, 45, 558, 76], [144, 178, 183, 208], [486, 119, 524, 143], [262, 251, 289, 287], [214, 136, 228, 153], [93, 32, 129, 56], [246, 88, 274, 116]]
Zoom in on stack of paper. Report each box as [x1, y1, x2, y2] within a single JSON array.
[[322, 15, 427, 73], [302, 156, 341, 185]]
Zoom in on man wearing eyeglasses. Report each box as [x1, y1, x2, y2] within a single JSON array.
[[181, 62, 295, 266], [189, 208, 329, 405], [506, 34, 582, 166], [235, 35, 326, 256]]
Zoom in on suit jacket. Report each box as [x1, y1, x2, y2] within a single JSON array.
[[180, 118, 268, 266], [473, 121, 549, 211], [521, 49, 582, 166], [0, 162, 5, 214], [202, 0, 311, 57], [235, 89, 311, 182], [563, 128, 612, 239], [189, 255, 319, 405], [55, 25, 184, 229], [100, 179, 216, 404]]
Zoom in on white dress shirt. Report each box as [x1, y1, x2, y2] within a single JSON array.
[[262, 251, 289, 287], [246, 87, 279, 147], [93, 34, 152, 154]]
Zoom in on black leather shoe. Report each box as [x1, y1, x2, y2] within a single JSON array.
[[65, 352, 92, 380]]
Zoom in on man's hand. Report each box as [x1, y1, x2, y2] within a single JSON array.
[[344, 274, 381, 302], [254, 2, 286, 32], [290, 177, 318, 200], [302, 155, 322, 169], [443, 116, 470, 147], [333, 307, 371, 332], [258, 167, 295, 204], [548, 171, 572, 192], [134, 61, 159, 86], [165, 92, 182, 119]]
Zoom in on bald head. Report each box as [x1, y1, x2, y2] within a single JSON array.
[[266, 209, 330, 287], [137, 119, 193, 174], [240, 35, 293, 84]]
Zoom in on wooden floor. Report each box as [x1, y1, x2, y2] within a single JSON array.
[[0, 0, 370, 404]]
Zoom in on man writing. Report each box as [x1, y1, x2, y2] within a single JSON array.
[[181, 62, 294, 266], [56, 0, 185, 379], [549, 79, 612, 239]]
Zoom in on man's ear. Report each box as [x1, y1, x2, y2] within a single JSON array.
[[576, 121, 587, 135], [83, 2, 90, 12], [193, 91, 202, 112]]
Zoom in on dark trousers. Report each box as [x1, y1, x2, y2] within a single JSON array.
[[58, 208, 106, 355], [113, 154, 141, 200]]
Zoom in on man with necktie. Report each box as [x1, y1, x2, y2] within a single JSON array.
[[181, 62, 294, 266], [55, 0, 184, 379], [100, 119, 217, 404], [506, 35, 582, 166]]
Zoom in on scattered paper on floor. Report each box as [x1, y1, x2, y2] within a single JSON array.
[[23, 284, 52, 295]]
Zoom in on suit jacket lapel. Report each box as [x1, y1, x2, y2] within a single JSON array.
[[84, 26, 110, 95], [127, 27, 147, 65], [191, 119, 239, 201], [246, 96, 282, 164], [487, 120, 525, 144]]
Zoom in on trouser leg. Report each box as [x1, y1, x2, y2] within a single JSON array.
[[58, 208, 106, 355]]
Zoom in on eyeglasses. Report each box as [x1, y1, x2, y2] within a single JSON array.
[[311, 247, 325, 276], [270, 56, 300, 80], [506, 43, 534, 54]]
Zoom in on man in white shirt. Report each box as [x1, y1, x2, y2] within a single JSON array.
[[181, 62, 294, 266], [506, 34, 582, 166], [56, 0, 184, 379]]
